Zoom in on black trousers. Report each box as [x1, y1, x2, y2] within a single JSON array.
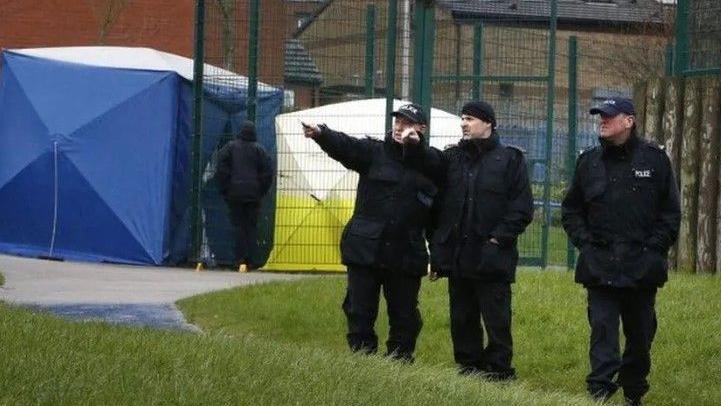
[[227, 201, 260, 266], [342, 266, 423, 361], [586, 287, 657, 400], [448, 277, 515, 378]]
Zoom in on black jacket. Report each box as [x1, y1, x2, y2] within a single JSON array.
[[561, 134, 680, 288], [406, 133, 534, 282], [215, 135, 274, 202], [313, 125, 437, 276]]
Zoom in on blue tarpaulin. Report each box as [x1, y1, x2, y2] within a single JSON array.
[[0, 47, 282, 265]]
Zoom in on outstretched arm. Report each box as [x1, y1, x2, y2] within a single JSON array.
[[302, 122, 373, 173]]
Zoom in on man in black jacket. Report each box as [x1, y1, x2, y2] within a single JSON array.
[[216, 120, 274, 272], [301, 104, 436, 362], [561, 97, 680, 405], [401, 101, 534, 380]]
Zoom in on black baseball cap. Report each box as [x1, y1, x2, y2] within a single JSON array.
[[590, 97, 635, 117], [391, 103, 428, 125]]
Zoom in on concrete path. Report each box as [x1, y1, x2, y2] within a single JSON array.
[[0, 254, 305, 331]]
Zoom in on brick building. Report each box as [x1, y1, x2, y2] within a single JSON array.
[[0, 0, 287, 87]]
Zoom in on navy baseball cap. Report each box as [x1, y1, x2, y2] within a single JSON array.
[[590, 97, 635, 117], [391, 103, 428, 125]]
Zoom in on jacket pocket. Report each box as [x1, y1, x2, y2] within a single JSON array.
[[638, 247, 668, 286], [340, 217, 385, 266], [477, 241, 513, 277], [581, 244, 612, 282]]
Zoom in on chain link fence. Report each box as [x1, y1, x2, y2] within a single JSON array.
[[192, 0, 673, 271], [676, 0, 721, 75]]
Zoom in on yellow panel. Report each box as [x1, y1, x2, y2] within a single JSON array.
[[266, 195, 354, 272]]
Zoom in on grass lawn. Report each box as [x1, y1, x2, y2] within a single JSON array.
[[0, 302, 590, 405], [179, 270, 721, 406]]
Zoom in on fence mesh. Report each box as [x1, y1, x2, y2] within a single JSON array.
[[197, 0, 287, 267], [195, 0, 672, 270], [685, 0, 721, 73]]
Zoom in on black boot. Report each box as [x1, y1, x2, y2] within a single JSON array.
[[624, 396, 642, 406]]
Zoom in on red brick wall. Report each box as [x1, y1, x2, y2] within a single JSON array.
[[0, 1, 194, 56], [0, 0, 286, 86], [203, 0, 286, 86]]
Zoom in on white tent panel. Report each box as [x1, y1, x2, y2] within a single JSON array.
[[11, 46, 276, 92], [275, 98, 462, 200]]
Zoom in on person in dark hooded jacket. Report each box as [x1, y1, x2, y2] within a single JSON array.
[[301, 103, 437, 362], [400, 101, 534, 380], [216, 120, 274, 272]]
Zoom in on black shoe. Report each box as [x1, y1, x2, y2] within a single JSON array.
[[458, 365, 485, 376], [384, 350, 414, 364], [589, 389, 613, 403], [348, 341, 377, 356], [481, 370, 517, 382], [624, 396, 642, 406]]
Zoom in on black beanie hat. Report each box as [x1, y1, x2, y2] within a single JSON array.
[[239, 120, 256, 141], [461, 101, 496, 129]]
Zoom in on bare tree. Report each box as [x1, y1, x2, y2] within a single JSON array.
[[88, 0, 130, 44], [600, 2, 676, 86], [216, 0, 237, 71]]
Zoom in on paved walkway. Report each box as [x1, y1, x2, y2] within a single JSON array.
[[0, 254, 305, 331]]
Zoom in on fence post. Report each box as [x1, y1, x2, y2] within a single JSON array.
[[472, 23, 484, 100], [665, 43, 674, 76], [540, 0, 557, 269], [247, 0, 260, 122], [566, 35, 578, 271], [674, 0, 689, 76], [385, 0, 398, 133], [365, 5, 376, 98], [412, 0, 435, 140], [191, 0, 206, 266]]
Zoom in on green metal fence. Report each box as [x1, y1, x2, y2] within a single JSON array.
[[427, 3, 558, 267], [191, 0, 288, 268], [191, 0, 671, 271], [675, 0, 721, 76]]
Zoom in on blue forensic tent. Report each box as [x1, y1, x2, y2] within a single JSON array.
[[0, 47, 282, 265]]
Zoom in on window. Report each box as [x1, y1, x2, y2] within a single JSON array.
[[283, 89, 295, 110]]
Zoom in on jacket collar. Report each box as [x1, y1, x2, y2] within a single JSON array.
[[600, 132, 639, 159], [459, 132, 499, 157]]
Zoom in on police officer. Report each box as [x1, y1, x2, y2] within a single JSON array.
[[401, 101, 534, 380], [301, 104, 437, 362], [561, 97, 680, 405], [216, 120, 274, 272]]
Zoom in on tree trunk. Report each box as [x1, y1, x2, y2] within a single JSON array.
[[661, 77, 684, 270], [677, 78, 701, 273], [644, 76, 664, 142], [695, 77, 720, 274], [634, 82, 647, 135]]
